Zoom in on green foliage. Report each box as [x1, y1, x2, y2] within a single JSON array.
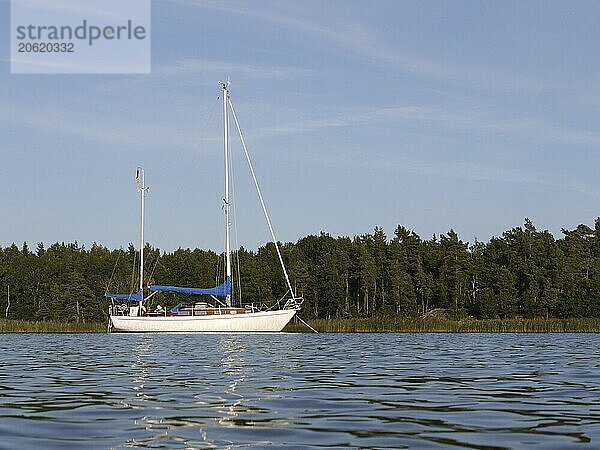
[[0, 219, 600, 323]]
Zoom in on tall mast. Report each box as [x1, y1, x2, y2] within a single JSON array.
[[223, 82, 232, 307], [228, 99, 296, 300], [137, 167, 148, 315]]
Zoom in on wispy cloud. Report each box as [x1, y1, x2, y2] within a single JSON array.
[[10, 57, 148, 74], [174, 0, 561, 93], [293, 143, 600, 199], [90, 58, 313, 95], [4, 86, 599, 159], [15, 0, 146, 21], [391, 157, 600, 198], [154, 58, 314, 80], [0, 103, 219, 153], [243, 102, 600, 149]]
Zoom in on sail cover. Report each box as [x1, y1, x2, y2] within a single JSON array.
[[150, 276, 231, 296], [170, 302, 188, 313], [105, 289, 142, 301]]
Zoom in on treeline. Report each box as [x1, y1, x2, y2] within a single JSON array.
[[1, 218, 599, 323]]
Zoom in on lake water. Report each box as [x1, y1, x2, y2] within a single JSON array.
[[0, 333, 598, 449]]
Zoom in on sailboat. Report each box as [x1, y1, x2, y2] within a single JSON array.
[[106, 82, 302, 332]]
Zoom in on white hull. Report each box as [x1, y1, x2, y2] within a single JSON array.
[[110, 309, 297, 332]]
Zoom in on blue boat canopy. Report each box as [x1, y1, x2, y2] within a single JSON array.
[[105, 289, 142, 302], [150, 276, 231, 296], [170, 302, 188, 313]]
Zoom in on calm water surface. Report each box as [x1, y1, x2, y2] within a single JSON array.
[[0, 333, 598, 449]]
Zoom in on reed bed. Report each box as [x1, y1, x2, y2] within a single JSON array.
[[2, 318, 599, 334], [285, 317, 600, 333], [0, 319, 106, 333]]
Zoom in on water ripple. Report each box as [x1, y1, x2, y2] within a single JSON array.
[[0, 333, 599, 449]]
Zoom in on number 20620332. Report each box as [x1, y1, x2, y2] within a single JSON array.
[[18, 42, 74, 52]]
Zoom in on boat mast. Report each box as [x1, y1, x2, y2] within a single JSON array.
[[137, 167, 148, 315], [228, 97, 297, 301], [223, 82, 232, 307]]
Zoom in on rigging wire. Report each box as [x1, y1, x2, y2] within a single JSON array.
[[105, 247, 124, 295], [214, 201, 225, 290], [233, 185, 243, 307], [218, 221, 225, 290], [228, 97, 295, 298], [129, 247, 138, 296], [229, 130, 243, 307], [147, 99, 219, 282]]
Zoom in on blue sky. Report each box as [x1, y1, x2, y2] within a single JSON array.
[[2, 0, 600, 251]]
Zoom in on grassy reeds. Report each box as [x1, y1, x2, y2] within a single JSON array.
[[0, 319, 106, 333], [2, 318, 599, 333], [285, 317, 600, 333]]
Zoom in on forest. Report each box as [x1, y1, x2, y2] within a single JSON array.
[[1, 218, 599, 323]]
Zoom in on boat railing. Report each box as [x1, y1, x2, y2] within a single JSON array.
[[108, 304, 130, 316], [109, 304, 169, 317], [109, 302, 271, 317], [145, 306, 168, 317], [284, 296, 304, 310]]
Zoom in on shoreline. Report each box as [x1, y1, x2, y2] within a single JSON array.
[[284, 317, 600, 333], [1, 318, 600, 333], [0, 320, 106, 333]]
